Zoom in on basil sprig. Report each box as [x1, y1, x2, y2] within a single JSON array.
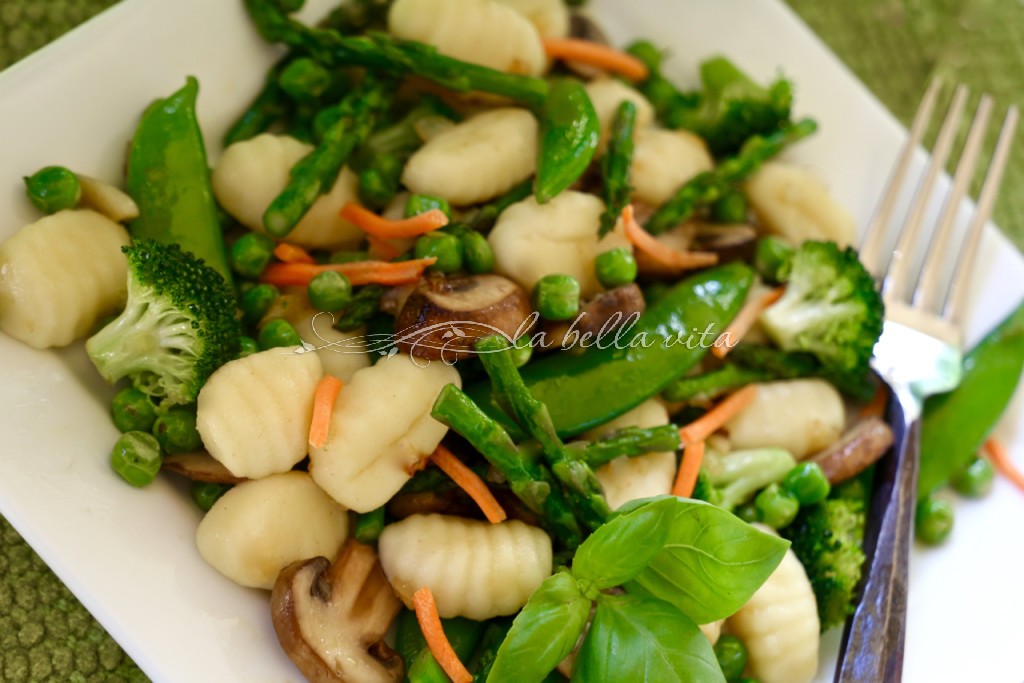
[[487, 496, 789, 682]]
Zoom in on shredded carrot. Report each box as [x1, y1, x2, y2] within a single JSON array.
[[431, 445, 507, 524], [308, 375, 343, 449], [672, 440, 705, 498], [711, 287, 784, 359], [621, 205, 719, 270], [366, 234, 402, 261], [678, 385, 759, 446], [542, 37, 649, 81], [859, 383, 889, 419], [983, 438, 1024, 493], [260, 257, 436, 287], [272, 242, 315, 264], [413, 587, 473, 683], [340, 202, 449, 239]]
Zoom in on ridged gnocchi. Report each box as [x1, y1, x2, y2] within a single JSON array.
[[310, 353, 460, 512], [744, 162, 857, 247], [197, 346, 323, 479], [631, 128, 714, 206], [389, 0, 546, 76], [584, 78, 655, 153], [488, 191, 631, 297], [493, 0, 569, 39], [727, 526, 820, 683], [582, 399, 676, 511], [401, 108, 538, 206], [195, 471, 348, 590], [0, 209, 129, 349], [724, 379, 845, 459], [293, 311, 370, 382], [378, 514, 552, 620], [211, 134, 363, 250]]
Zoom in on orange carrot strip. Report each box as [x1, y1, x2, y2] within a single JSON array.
[[672, 440, 706, 498], [308, 375, 343, 449], [621, 205, 719, 270], [260, 258, 436, 287], [431, 445, 507, 524], [412, 587, 473, 683], [711, 287, 784, 359], [678, 385, 759, 447], [366, 234, 402, 262], [340, 202, 449, 239], [983, 438, 1024, 493], [273, 242, 315, 264], [542, 37, 649, 81], [859, 383, 889, 419]]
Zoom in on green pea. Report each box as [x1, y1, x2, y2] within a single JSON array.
[[734, 501, 759, 524], [950, 456, 995, 499], [510, 335, 533, 368], [755, 483, 800, 529], [24, 166, 80, 213], [230, 232, 276, 279], [238, 335, 260, 358], [460, 231, 495, 274], [915, 495, 954, 545], [153, 408, 202, 455], [111, 387, 157, 433], [192, 482, 232, 512], [278, 57, 332, 101], [594, 247, 638, 288], [414, 232, 464, 273], [782, 462, 831, 505], [711, 190, 748, 224], [110, 432, 162, 487], [329, 250, 370, 264], [308, 270, 353, 312], [405, 193, 452, 219], [240, 283, 280, 329], [533, 274, 580, 321], [259, 318, 302, 350], [713, 634, 749, 682]]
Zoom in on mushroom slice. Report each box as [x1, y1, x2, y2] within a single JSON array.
[[539, 284, 645, 350], [272, 541, 404, 683], [691, 223, 758, 264], [395, 274, 534, 360], [809, 417, 894, 484], [162, 450, 247, 484]]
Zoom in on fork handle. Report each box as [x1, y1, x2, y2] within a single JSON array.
[[835, 402, 919, 683]]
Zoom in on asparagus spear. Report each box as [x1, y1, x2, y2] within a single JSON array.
[[644, 118, 818, 234], [661, 344, 822, 402], [581, 425, 682, 468], [599, 100, 637, 236], [333, 284, 385, 331], [223, 59, 292, 146], [463, 180, 533, 233], [431, 384, 583, 548]]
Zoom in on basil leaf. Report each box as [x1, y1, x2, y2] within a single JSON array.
[[572, 496, 673, 590], [488, 569, 591, 683], [626, 496, 789, 623], [571, 593, 724, 683]]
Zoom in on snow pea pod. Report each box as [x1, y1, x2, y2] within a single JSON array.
[[534, 78, 599, 204], [126, 77, 232, 283], [919, 299, 1024, 499], [466, 262, 754, 438]]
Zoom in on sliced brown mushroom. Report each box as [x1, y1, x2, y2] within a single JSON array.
[[809, 417, 895, 484], [395, 274, 534, 360], [636, 222, 758, 278], [162, 450, 247, 484], [272, 541, 404, 683], [538, 284, 645, 350]]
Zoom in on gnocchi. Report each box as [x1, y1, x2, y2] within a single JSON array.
[[401, 108, 538, 206], [378, 514, 552, 620], [724, 379, 845, 459], [310, 353, 460, 512], [195, 471, 349, 590], [196, 346, 323, 479], [293, 311, 371, 382], [744, 162, 857, 247], [389, 0, 546, 76], [488, 190, 631, 297], [727, 526, 820, 683], [631, 128, 714, 206], [211, 134, 364, 250], [584, 78, 655, 153], [0, 209, 129, 348], [493, 0, 569, 39]]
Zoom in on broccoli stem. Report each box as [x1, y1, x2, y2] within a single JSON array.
[[599, 100, 637, 237], [581, 425, 682, 468], [705, 448, 797, 510]]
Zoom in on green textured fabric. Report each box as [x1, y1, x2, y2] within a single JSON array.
[[0, 1, 1022, 680]]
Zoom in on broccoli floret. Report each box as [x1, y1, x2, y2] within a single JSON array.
[[690, 468, 722, 506], [703, 448, 797, 510], [759, 241, 884, 396], [783, 498, 867, 631], [86, 240, 240, 406]]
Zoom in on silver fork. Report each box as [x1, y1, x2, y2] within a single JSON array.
[[836, 80, 1018, 682]]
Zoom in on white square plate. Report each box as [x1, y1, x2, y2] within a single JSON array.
[[1, 1, 1022, 681]]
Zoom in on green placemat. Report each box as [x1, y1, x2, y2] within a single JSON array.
[[1, 2, 1022, 681]]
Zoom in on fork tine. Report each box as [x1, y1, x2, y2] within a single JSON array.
[[860, 78, 943, 280], [913, 94, 994, 313], [945, 105, 1020, 324], [883, 84, 969, 303]]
